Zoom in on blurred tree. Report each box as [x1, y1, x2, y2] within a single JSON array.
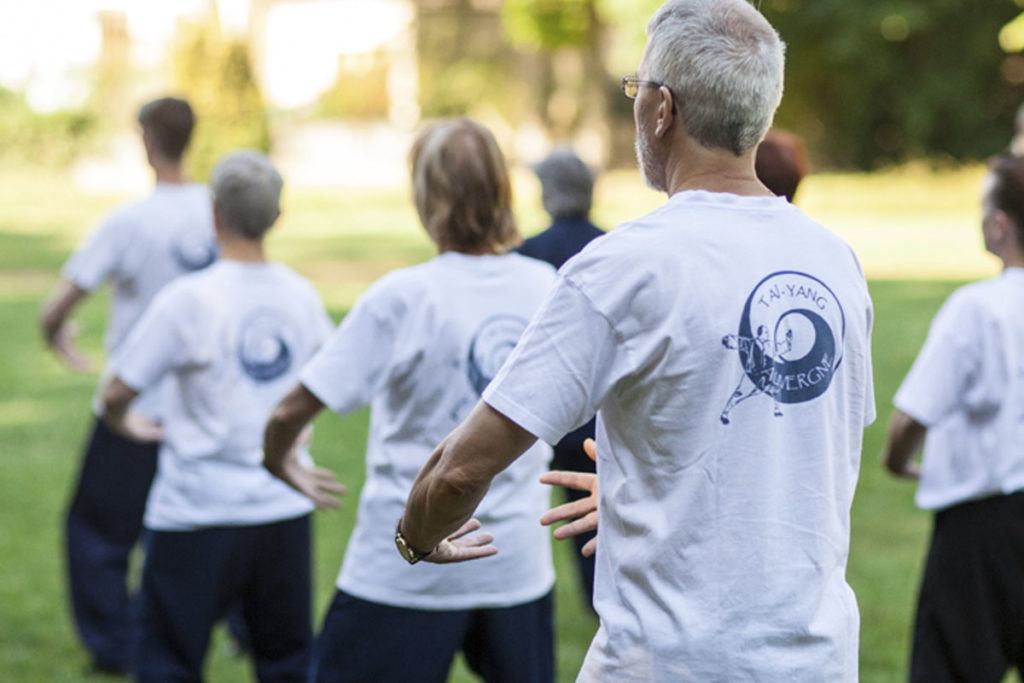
[[502, 0, 619, 141], [172, 16, 270, 181], [0, 88, 98, 168], [417, 0, 526, 122], [316, 51, 391, 120], [763, 0, 1024, 168]]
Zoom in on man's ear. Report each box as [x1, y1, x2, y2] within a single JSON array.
[[994, 209, 1012, 243], [654, 86, 676, 138]]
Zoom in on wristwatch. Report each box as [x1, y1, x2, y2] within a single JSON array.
[[395, 519, 434, 565]]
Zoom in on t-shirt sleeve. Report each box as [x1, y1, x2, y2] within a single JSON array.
[[61, 213, 128, 291], [299, 288, 398, 416], [483, 276, 626, 446], [893, 291, 994, 426], [109, 286, 194, 392]]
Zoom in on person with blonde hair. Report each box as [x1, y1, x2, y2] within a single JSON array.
[[263, 117, 557, 683]]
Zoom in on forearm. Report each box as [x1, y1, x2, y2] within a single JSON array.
[[882, 409, 927, 478], [101, 376, 138, 427], [263, 383, 323, 473], [39, 280, 86, 344], [401, 401, 537, 553]]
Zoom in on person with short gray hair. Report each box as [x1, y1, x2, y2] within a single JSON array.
[[399, 1, 874, 679], [211, 150, 285, 241], [100, 149, 333, 679], [516, 147, 604, 611], [517, 148, 605, 270]]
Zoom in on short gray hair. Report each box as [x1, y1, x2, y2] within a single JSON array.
[[210, 150, 283, 240], [643, 0, 785, 155], [534, 148, 594, 218]]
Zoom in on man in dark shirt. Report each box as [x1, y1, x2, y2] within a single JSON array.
[[516, 148, 603, 610]]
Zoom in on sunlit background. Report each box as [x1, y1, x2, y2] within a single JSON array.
[[4, 3, 1024, 681]]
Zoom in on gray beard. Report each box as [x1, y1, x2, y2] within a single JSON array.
[[635, 122, 667, 193]]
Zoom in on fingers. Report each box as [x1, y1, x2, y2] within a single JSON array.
[[423, 537, 499, 564], [310, 490, 343, 510], [580, 536, 597, 557], [583, 438, 596, 461], [447, 518, 482, 540], [539, 470, 596, 492], [540, 498, 596, 526], [306, 467, 347, 496], [54, 339, 93, 372], [551, 511, 598, 540]]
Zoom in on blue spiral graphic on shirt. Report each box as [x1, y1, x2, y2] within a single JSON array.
[[466, 315, 529, 396], [238, 309, 295, 382], [172, 229, 218, 271]]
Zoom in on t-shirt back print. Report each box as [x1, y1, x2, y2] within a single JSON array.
[[720, 270, 846, 424], [238, 308, 297, 382]]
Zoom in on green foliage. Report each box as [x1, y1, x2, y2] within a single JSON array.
[[763, 1, 1023, 168], [0, 88, 99, 168], [172, 19, 271, 182], [501, 0, 593, 49], [417, 5, 527, 121]]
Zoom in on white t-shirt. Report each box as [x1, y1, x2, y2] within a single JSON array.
[[483, 191, 875, 682], [111, 260, 333, 530], [894, 268, 1024, 510], [301, 251, 557, 610], [62, 182, 216, 418]]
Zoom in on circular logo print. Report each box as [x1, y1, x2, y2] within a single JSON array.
[[466, 315, 528, 396], [237, 309, 295, 382], [736, 270, 846, 404], [172, 229, 218, 271]]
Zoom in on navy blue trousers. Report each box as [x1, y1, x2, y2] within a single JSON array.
[[911, 491, 1024, 683], [309, 589, 555, 683], [135, 514, 313, 682], [65, 417, 158, 671]]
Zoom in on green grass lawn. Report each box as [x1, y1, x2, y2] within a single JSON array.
[[0, 164, 1015, 681]]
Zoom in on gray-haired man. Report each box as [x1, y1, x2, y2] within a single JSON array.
[[101, 151, 333, 680], [398, 1, 875, 680]]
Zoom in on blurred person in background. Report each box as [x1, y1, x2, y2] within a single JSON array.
[[263, 117, 557, 683], [101, 150, 332, 681], [516, 147, 603, 612], [38, 96, 216, 675], [882, 153, 1024, 682], [755, 129, 808, 203], [399, 1, 875, 680]]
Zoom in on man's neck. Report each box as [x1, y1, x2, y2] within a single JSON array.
[[151, 159, 187, 185], [1001, 251, 1024, 270], [218, 235, 267, 263], [664, 138, 773, 198]]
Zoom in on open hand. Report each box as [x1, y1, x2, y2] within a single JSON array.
[[539, 438, 598, 556], [420, 518, 498, 564], [270, 451, 347, 509], [51, 321, 93, 372], [108, 409, 163, 443]]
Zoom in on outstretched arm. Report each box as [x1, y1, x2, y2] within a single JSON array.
[[881, 409, 926, 480], [540, 438, 598, 556], [39, 280, 93, 372], [263, 383, 346, 509], [399, 401, 538, 563]]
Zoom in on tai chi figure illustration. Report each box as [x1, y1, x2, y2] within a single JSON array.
[[721, 325, 793, 423]]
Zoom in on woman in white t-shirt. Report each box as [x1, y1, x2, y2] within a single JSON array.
[[102, 151, 333, 680], [263, 118, 557, 683]]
